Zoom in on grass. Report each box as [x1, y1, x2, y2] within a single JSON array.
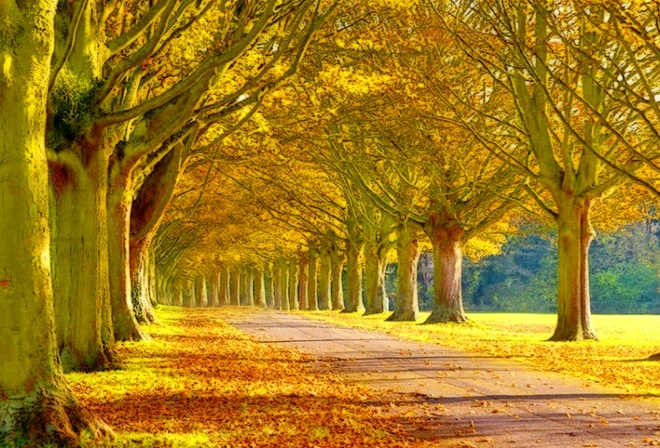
[[69, 307, 443, 448], [300, 310, 660, 396]]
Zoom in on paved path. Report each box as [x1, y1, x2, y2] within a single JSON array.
[[227, 311, 660, 448]]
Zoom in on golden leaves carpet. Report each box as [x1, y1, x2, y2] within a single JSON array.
[[69, 307, 442, 447]]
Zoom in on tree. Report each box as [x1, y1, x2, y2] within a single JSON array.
[[433, 0, 644, 339], [0, 2, 110, 445]]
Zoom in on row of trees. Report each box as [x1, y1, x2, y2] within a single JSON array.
[[2, 0, 660, 445], [0, 0, 333, 445]]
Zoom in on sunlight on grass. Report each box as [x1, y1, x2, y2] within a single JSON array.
[[71, 307, 443, 447], [301, 310, 660, 395]]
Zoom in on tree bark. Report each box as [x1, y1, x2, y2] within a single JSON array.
[[0, 4, 110, 443], [242, 268, 255, 306], [219, 266, 230, 306], [331, 249, 345, 311], [344, 238, 365, 313], [319, 246, 332, 310], [388, 220, 421, 322], [550, 198, 598, 341], [230, 270, 240, 306], [363, 243, 388, 314], [273, 263, 282, 309], [194, 274, 207, 307], [288, 261, 299, 310], [424, 221, 467, 324], [279, 260, 290, 311], [266, 268, 275, 309], [298, 252, 309, 310], [255, 269, 267, 307], [207, 272, 219, 307], [307, 249, 320, 310], [182, 282, 193, 307], [107, 187, 146, 340], [50, 149, 115, 371]]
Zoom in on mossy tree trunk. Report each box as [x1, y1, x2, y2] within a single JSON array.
[[388, 220, 421, 322], [423, 212, 467, 324], [307, 248, 320, 310], [319, 245, 332, 310], [298, 252, 309, 310], [0, 4, 109, 443], [344, 237, 365, 313], [331, 248, 345, 311]]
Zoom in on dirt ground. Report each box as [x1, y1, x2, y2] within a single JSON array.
[[227, 311, 660, 448]]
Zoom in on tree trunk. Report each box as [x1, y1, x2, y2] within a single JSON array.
[[242, 269, 255, 306], [279, 260, 290, 311], [288, 261, 299, 310], [107, 188, 146, 341], [50, 150, 115, 371], [307, 249, 320, 310], [273, 263, 282, 309], [182, 282, 193, 307], [388, 220, 421, 322], [344, 238, 365, 313], [131, 253, 157, 324], [208, 272, 219, 307], [266, 269, 275, 309], [298, 252, 309, 310], [550, 198, 598, 341], [424, 222, 467, 324], [255, 270, 267, 307], [195, 275, 207, 307], [331, 249, 345, 311], [650, 352, 660, 361], [230, 270, 240, 306], [319, 246, 332, 310], [0, 6, 109, 442], [219, 266, 230, 306], [364, 243, 388, 314]]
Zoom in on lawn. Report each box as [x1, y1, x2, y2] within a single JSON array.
[[301, 311, 660, 396]]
